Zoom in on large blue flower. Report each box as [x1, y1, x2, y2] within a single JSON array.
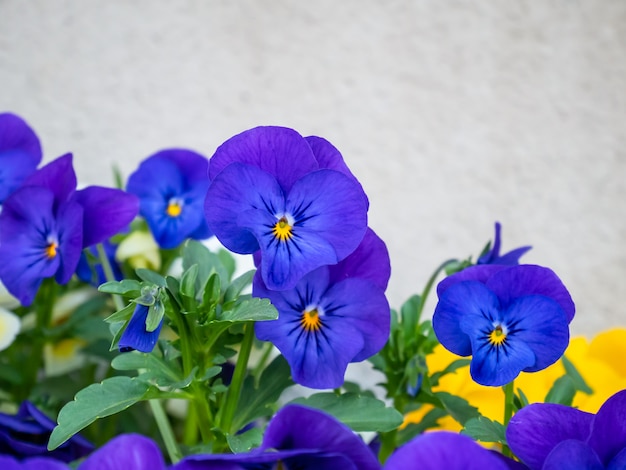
[[0, 155, 139, 305], [0, 112, 42, 203], [205, 126, 368, 291], [254, 228, 390, 388], [433, 264, 574, 386], [127, 149, 211, 249], [173, 405, 382, 470], [507, 389, 626, 470]]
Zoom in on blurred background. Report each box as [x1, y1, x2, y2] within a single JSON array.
[[1, 1, 625, 336]]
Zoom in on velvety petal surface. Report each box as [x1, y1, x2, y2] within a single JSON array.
[[118, 305, 163, 353], [506, 403, 593, 470], [587, 389, 626, 466], [72, 186, 138, 247], [261, 405, 381, 470], [486, 265, 575, 323], [328, 227, 391, 291], [208, 126, 319, 192], [384, 431, 509, 470], [205, 163, 284, 253], [432, 281, 500, 356], [542, 440, 603, 470], [78, 434, 166, 470], [53, 200, 84, 284], [23, 154, 77, 207], [436, 264, 506, 297], [607, 447, 626, 470]]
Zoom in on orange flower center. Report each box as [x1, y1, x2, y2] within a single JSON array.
[[301, 308, 322, 332], [45, 242, 58, 259], [166, 199, 183, 217], [488, 325, 507, 346], [272, 216, 293, 242]]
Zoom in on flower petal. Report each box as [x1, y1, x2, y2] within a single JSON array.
[[486, 265, 575, 323], [118, 305, 163, 353], [542, 440, 603, 470], [436, 264, 507, 297], [0, 308, 20, 351], [78, 434, 166, 470], [384, 431, 509, 470], [23, 154, 77, 206], [433, 281, 500, 357], [208, 126, 319, 192], [205, 163, 284, 254], [53, 200, 84, 284], [506, 402, 593, 470], [587, 389, 626, 465]]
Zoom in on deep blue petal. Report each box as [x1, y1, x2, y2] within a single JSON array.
[[285, 169, 368, 261], [436, 264, 506, 297], [54, 200, 84, 284], [205, 163, 285, 254], [208, 126, 319, 192], [477, 222, 531, 266], [23, 154, 77, 208], [542, 440, 603, 470], [587, 389, 626, 466], [506, 402, 593, 470], [78, 434, 166, 470], [384, 431, 509, 470], [432, 281, 500, 357], [608, 447, 626, 470], [72, 186, 138, 248], [118, 305, 163, 353], [0, 150, 41, 203], [502, 295, 569, 372]]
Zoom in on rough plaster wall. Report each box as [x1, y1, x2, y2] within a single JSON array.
[[1, 0, 625, 338]]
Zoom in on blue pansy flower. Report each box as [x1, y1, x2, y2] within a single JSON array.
[[173, 404, 382, 470], [384, 431, 518, 470], [0, 155, 139, 305], [205, 126, 368, 291], [477, 222, 532, 265], [253, 228, 390, 388], [0, 401, 93, 462], [75, 239, 124, 287], [78, 433, 166, 470], [433, 264, 574, 386], [0, 113, 42, 203], [507, 389, 626, 470], [127, 149, 211, 249], [118, 303, 164, 353]]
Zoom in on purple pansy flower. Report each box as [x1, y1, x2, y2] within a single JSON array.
[[205, 126, 368, 291], [432, 264, 574, 386], [0, 154, 139, 305], [254, 228, 390, 388], [0, 112, 42, 203], [507, 389, 626, 470], [78, 433, 166, 470], [127, 149, 211, 249], [384, 431, 514, 470], [477, 222, 532, 266], [0, 455, 69, 470], [0, 401, 93, 462], [118, 303, 164, 353], [173, 404, 382, 470]]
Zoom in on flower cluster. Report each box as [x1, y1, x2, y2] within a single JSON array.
[[0, 112, 622, 470]]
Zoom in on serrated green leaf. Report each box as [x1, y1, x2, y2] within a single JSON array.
[[430, 358, 471, 386], [227, 427, 263, 453], [217, 298, 278, 323], [290, 393, 403, 432], [104, 302, 136, 323], [48, 377, 158, 450], [434, 391, 480, 425], [199, 366, 223, 382], [461, 416, 507, 444], [98, 279, 142, 295], [135, 269, 166, 287], [545, 375, 576, 406], [111, 351, 182, 384], [223, 270, 255, 303]]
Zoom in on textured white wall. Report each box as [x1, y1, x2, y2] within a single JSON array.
[[1, 1, 625, 336]]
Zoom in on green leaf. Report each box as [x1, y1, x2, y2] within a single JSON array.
[[434, 391, 480, 425], [217, 249, 237, 281], [135, 269, 166, 287], [48, 377, 158, 450], [224, 270, 255, 303], [104, 302, 135, 323], [200, 273, 221, 314], [289, 393, 404, 432], [461, 416, 507, 444], [145, 301, 165, 332], [430, 358, 471, 386], [180, 264, 199, 299], [111, 351, 182, 385], [182, 240, 229, 290], [227, 427, 263, 453], [401, 294, 421, 340], [562, 355, 593, 394], [218, 298, 278, 323], [98, 279, 142, 295], [545, 375, 577, 406]]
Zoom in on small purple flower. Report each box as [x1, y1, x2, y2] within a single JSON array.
[[78, 433, 166, 470], [118, 303, 164, 353], [205, 126, 368, 291], [173, 404, 381, 470], [0, 401, 93, 462], [127, 149, 211, 249], [433, 264, 574, 386], [0, 155, 138, 305], [0, 112, 42, 203], [477, 222, 532, 266], [254, 229, 390, 388], [507, 389, 626, 470], [384, 431, 513, 470]]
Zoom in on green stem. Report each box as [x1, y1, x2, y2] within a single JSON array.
[[149, 399, 183, 463], [417, 258, 458, 319], [502, 380, 515, 457], [220, 322, 254, 433], [378, 429, 397, 464], [96, 243, 124, 311]]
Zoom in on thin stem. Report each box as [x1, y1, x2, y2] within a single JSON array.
[[96, 243, 124, 311], [220, 322, 254, 433], [148, 399, 182, 463], [378, 429, 397, 464], [502, 380, 515, 457], [417, 258, 458, 320]]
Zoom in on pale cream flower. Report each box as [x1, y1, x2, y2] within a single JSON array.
[[0, 307, 20, 351], [116, 231, 161, 270]]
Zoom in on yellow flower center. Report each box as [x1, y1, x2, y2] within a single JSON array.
[[488, 325, 507, 346], [166, 199, 183, 217], [301, 308, 322, 332], [45, 242, 58, 259], [272, 216, 293, 242]]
